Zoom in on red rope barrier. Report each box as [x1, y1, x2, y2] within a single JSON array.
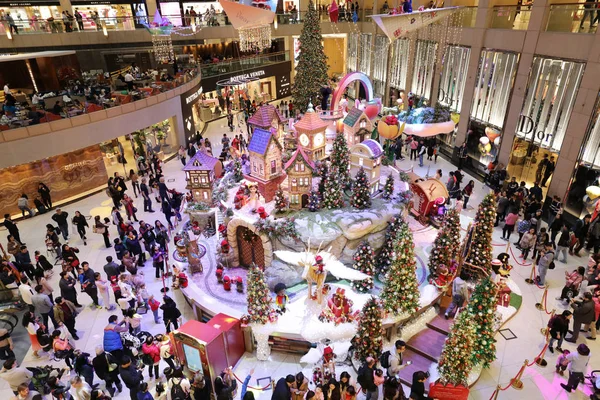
[[231, 373, 272, 391], [497, 364, 526, 392], [526, 343, 549, 367], [508, 246, 532, 267]]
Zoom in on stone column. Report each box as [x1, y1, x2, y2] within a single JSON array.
[[58, 0, 72, 13], [146, 0, 158, 18]]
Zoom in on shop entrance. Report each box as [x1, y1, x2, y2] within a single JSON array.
[[260, 82, 273, 98], [301, 194, 309, 208], [506, 137, 557, 192], [236, 226, 265, 268]]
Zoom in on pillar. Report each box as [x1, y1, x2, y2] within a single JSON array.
[[58, 0, 72, 12], [146, 0, 158, 18]]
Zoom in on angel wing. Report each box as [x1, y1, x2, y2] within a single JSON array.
[[274, 250, 314, 267], [320, 254, 370, 281]]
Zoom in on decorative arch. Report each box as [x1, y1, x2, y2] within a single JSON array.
[[226, 217, 273, 267], [331, 72, 375, 111]]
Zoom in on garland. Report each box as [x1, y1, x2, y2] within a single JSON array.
[[253, 217, 300, 241]]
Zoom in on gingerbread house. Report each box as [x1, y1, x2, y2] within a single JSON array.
[[245, 127, 284, 201], [284, 147, 315, 209], [293, 107, 328, 162], [349, 139, 384, 194], [183, 151, 222, 203], [342, 107, 373, 147], [247, 104, 285, 141]]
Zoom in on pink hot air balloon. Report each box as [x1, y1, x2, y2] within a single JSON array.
[[329, 0, 339, 22]]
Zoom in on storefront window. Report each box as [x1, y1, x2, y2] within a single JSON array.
[[373, 35, 389, 99], [411, 40, 437, 100], [160, 1, 182, 26], [566, 93, 600, 218], [438, 45, 470, 113], [72, 4, 137, 30], [100, 120, 179, 178], [0, 4, 61, 33], [508, 56, 584, 190]]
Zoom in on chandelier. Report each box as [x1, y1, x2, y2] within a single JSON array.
[[238, 24, 272, 52], [152, 35, 175, 63]]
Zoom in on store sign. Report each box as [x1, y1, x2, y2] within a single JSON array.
[[226, 70, 266, 83], [517, 115, 553, 144], [202, 61, 292, 97], [180, 82, 203, 144]]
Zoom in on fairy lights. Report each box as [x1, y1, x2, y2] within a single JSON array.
[[238, 25, 272, 52], [152, 35, 175, 63]]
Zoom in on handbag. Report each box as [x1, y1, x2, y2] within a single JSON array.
[[133, 207, 138, 213], [106, 354, 118, 372], [70, 259, 80, 268]]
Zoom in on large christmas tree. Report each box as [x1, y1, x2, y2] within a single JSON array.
[[317, 162, 328, 195], [351, 167, 372, 209], [323, 166, 345, 209], [437, 310, 476, 386], [467, 276, 498, 368], [246, 265, 272, 324], [351, 241, 375, 293], [352, 297, 383, 362], [291, 0, 329, 112], [380, 221, 420, 315], [382, 173, 395, 200], [376, 215, 404, 276], [428, 209, 462, 278], [331, 133, 351, 187], [465, 193, 497, 274], [273, 186, 288, 213]]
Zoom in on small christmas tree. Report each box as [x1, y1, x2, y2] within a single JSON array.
[[232, 158, 243, 182], [273, 186, 288, 214], [291, 0, 329, 112], [465, 193, 497, 275], [428, 209, 462, 278], [437, 310, 476, 386], [351, 167, 372, 209], [352, 296, 383, 362], [351, 241, 375, 293], [323, 167, 345, 209], [380, 221, 420, 315], [376, 215, 404, 276], [331, 133, 351, 187], [317, 162, 328, 195], [382, 173, 395, 200], [467, 276, 498, 368], [308, 189, 320, 212], [246, 265, 272, 324]]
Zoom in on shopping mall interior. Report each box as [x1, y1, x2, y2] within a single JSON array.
[[0, 0, 600, 399]]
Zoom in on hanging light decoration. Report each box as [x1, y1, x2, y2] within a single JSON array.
[[152, 35, 175, 63], [238, 25, 272, 52]]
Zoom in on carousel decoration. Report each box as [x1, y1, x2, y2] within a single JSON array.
[[219, 0, 275, 52]]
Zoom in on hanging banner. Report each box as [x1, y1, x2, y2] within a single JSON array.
[[369, 7, 459, 42], [218, 0, 275, 28]]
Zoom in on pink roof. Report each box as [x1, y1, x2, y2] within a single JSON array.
[[247, 104, 284, 128], [294, 110, 328, 133], [284, 146, 315, 171]]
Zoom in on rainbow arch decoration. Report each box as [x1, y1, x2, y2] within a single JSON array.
[[331, 72, 374, 111]]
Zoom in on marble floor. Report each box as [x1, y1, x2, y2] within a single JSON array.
[[0, 116, 596, 400]]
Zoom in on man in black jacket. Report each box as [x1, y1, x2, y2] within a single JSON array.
[[103, 256, 120, 280], [52, 209, 69, 241], [566, 292, 596, 342], [139, 178, 155, 213], [93, 346, 123, 397], [3, 214, 22, 245], [271, 374, 294, 400], [357, 357, 378, 400], [119, 355, 142, 400]]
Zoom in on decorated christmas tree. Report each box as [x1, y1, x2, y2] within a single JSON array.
[[317, 162, 328, 195], [437, 310, 476, 386], [351, 241, 375, 293], [380, 221, 420, 315], [323, 166, 345, 209], [246, 265, 272, 324], [273, 186, 288, 213], [291, 0, 329, 112], [465, 193, 497, 274], [376, 215, 404, 276], [382, 173, 395, 200], [428, 209, 462, 278], [232, 158, 243, 182], [351, 167, 372, 209], [467, 276, 498, 368], [331, 133, 351, 187], [352, 297, 383, 362], [308, 189, 320, 212]]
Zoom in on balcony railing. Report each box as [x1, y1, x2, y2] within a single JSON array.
[[489, 5, 531, 30], [546, 3, 597, 33], [0, 69, 199, 133], [199, 52, 289, 78]]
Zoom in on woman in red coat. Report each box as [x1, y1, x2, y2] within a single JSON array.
[[141, 335, 161, 379]]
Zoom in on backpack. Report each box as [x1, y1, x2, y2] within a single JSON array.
[[379, 350, 392, 368], [171, 380, 190, 400], [142, 353, 153, 366], [356, 366, 365, 387]]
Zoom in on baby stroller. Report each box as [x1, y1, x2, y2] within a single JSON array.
[[121, 330, 153, 368], [27, 365, 67, 395], [586, 370, 600, 399]]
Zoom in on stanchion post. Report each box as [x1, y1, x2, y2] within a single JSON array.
[[490, 385, 501, 400], [541, 309, 556, 335], [535, 341, 549, 367], [525, 262, 537, 284], [511, 360, 528, 389], [535, 286, 547, 310]]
